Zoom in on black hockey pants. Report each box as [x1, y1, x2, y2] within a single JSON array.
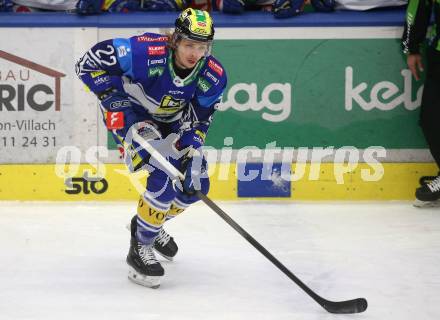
[[419, 47, 440, 169]]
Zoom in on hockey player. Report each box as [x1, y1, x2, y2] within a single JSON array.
[[75, 8, 227, 287], [402, 0, 440, 207]]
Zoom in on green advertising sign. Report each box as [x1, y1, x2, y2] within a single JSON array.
[[208, 38, 425, 149]]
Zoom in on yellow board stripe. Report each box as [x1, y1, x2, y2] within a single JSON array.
[[0, 163, 437, 201]]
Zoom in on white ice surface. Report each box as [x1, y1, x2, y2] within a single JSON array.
[[0, 201, 439, 320]]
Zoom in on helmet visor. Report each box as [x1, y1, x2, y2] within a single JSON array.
[[173, 32, 213, 56]]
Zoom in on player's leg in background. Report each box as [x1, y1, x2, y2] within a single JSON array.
[[152, 200, 186, 261], [415, 47, 440, 206]]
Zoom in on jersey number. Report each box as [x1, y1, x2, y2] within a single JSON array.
[[94, 45, 117, 66]]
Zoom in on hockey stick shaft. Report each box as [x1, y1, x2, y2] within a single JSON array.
[[195, 191, 367, 314], [132, 131, 367, 314], [196, 191, 327, 301]]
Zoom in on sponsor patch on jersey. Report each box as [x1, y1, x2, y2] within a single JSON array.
[[109, 100, 131, 110], [194, 129, 206, 143], [148, 67, 164, 77], [173, 78, 184, 87], [148, 45, 166, 56], [106, 111, 124, 129], [198, 78, 212, 93], [93, 75, 110, 86], [90, 70, 106, 78], [169, 90, 184, 95], [204, 71, 219, 85], [148, 58, 165, 66], [208, 59, 223, 76], [137, 36, 168, 42]]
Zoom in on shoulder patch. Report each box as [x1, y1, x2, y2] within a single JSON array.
[[137, 35, 169, 42], [208, 59, 223, 76], [113, 38, 132, 59]]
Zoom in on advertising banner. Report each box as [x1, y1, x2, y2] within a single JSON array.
[[208, 38, 425, 149], [0, 27, 428, 165], [0, 28, 97, 163], [0, 26, 435, 201]]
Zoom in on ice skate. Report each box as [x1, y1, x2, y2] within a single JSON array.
[[127, 236, 164, 288], [414, 175, 440, 208], [127, 216, 164, 288], [154, 228, 178, 261]]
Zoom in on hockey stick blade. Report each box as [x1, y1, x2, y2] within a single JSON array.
[[319, 297, 368, 314], [131, 130, 368, 314]]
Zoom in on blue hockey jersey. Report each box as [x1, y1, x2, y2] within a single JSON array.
[[75, 32, 227, 135]]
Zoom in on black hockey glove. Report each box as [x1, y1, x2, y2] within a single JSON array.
[[181, 152, 208, 196], [311, 0, 335, 12], [273, 0, 305, 18], [76, 0, 104, 14]]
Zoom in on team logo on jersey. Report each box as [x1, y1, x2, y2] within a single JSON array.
[[148, 46, 166, 56], [208, 59, 223, 76], [137, 36, 168, 42], [157, 95, 185, 114], [148, 67, 164, 77]]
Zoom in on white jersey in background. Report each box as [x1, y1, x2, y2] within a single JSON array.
[[13, 0, 77, 10], [336, 0, 407, 10]]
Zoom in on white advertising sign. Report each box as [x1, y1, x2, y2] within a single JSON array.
[[0, 28, 97, 163]]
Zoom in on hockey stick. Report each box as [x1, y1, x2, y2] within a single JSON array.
[[132, 130, 368, 314]]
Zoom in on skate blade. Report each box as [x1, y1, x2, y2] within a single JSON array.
[[413, 199, 440, 208], [128, 267, 161, 289], [154, 249, 174, 261]]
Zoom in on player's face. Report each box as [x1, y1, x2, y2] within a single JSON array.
[[175, 38, 209, 69]]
